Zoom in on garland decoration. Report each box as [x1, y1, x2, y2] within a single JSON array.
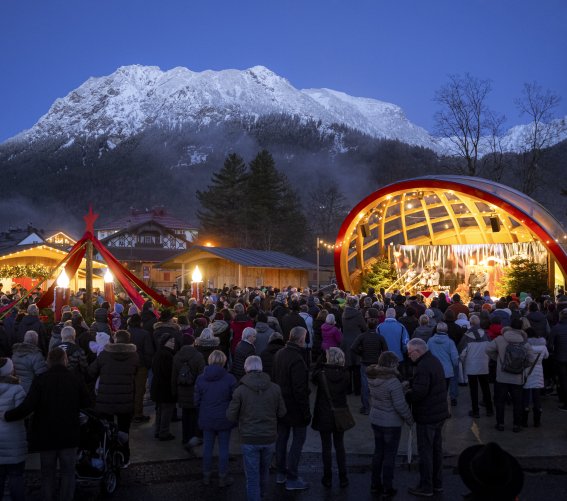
[[0, 264, 53, 279]]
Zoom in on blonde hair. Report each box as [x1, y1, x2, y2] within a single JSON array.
[[208, 350, 227, 367]]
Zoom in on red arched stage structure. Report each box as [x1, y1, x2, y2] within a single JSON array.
[[334, 176, 567, 294]]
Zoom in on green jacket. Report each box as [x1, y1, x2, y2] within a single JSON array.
[[226, 371, 286, 445]]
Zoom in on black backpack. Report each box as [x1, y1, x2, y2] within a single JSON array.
[[177, 361, 195, 386], [501, 342, 530, 374]]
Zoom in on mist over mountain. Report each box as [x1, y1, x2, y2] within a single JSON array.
[[1, 64, 566, 236]]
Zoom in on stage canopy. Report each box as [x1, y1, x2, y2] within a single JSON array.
[[334, 176, 567, 292]]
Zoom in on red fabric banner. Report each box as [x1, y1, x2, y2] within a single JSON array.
[[90, 236, 171, 309], [36, 237, 88, 309]]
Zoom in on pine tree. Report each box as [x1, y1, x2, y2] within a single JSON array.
[[196, 153, 248, 246], [362, 256, 397, 292]]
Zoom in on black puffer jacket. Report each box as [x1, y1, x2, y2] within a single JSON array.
[[88, 342, 139, 414], [350, 329, 388, 365], [230, 340, 255, 381], [261, 338, 285, 379], [406, 351, 449, 424], [272, 342, 311, 426], [341, 306, 367, 365], [128, 326, 155, 368], [90, 308, 111, 336], [311, 363, 349, 432], [5, 365, 91, 451], [153, 321, 181, 350], [172, 346, 205, 408]]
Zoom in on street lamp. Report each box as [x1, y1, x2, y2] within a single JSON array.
[[191, 265, 203, 302], [104, 268, 114, 311], [316, 237, 320, 291], [54, 270, 70, 321]]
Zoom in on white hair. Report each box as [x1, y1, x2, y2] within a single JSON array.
[[244, 355, 263, 372], [326, 347, 345, 366], [436, 322, 448, 333], [242, 327, 257, 342], [407, 338, 428, 354], [24, 330, 38, 345], [385, 308, 396, 319], [61, 325, 76, 342]]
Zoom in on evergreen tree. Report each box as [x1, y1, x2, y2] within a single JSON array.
[[361, 256, 397, 292], [196, 153, 248, 246], [245, 150, 308, 254]]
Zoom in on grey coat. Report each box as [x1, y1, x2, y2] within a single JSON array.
[[367, 365, 413, 428], [486, 328, 536, 385], [0, 376, 27, 464], [11, 342, 48, 393]]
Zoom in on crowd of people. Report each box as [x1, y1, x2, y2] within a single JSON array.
[[1, 282, 565, 500]]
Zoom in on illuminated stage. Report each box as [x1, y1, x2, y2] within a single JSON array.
[[334, 176, 567, 294]]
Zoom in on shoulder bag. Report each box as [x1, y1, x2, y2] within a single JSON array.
[[321, 370, 355, 432]]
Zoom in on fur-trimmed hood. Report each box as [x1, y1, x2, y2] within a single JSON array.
[[366, 364, 399, 380], [104, 342, 137, 353], [153, 320, 181, 331], [12, 342, 42, 355], [195, 336, 220, 347]]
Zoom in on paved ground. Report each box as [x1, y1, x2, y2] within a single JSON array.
[[19, 383, 567, 500]]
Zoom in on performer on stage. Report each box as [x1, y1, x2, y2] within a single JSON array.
[[429, 266, 440, 289]]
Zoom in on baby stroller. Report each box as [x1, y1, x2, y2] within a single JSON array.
[[76, 409, 127, 496]]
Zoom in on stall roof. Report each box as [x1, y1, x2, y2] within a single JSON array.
[[161, 246, 317, 270]]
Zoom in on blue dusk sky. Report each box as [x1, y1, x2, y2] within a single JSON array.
[[1, 0, 566, 142]]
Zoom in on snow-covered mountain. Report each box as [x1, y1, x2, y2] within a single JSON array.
[[6, 64, 436, 149]]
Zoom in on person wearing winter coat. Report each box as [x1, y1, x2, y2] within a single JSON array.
[[311, 348, 351, 488], [260, 332, 285, 379], [550, 309, 567, 409], [522, 327, 549, 427], [311, 309, 327, 361], [194, 350, 236, 487], [350, 316, 388, 415], [49, 311, 73, 352], [281, 300, 308, 343], [341, 296, 368, 395], [90, 307, 111, 337], [55, 326, 89, 383], [88, 330, 139, 463], [16, 304, 48, 355], [151, 335, 179, 441], [273, 327, 311, 491], [427, 322, 459, 391], [140, 300, 158, 336], [172, 335, 205, 448], [195, 327, 221, 365], [526, 302, 551, 341], [405, 339, 449, 497], [321, 314, 342, 351], [230, 327, 256, 381], [412, 315, 434, 343], [127, 314, 154, 423], [152, 309, 182, 350], [298, 304, 314, 352], [0, 357, 27, 501], [367, 351, 413, 498], [230, 303, 254, 355], [254, 311, 275, 356], [4, 348, 91, 501], [458, 315, 493, 418], [226, 355, 286, 501], [485, 319, 536, 432], [210, 311, 231, 357], [11, 330, 47, 394]]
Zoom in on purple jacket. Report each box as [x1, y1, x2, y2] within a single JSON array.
[[321, 323, 342, 351]]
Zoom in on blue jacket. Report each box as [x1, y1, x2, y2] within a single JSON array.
[[427, 334, 459, 378], [195, 364, 237, 431], [376, 318, 409, 360]]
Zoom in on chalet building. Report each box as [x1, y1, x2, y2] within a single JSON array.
[[96, 207, 198, 290], [160, 246, 317, 291], [0, 227, 105, 291]]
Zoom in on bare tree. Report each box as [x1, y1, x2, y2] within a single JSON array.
[[307, 178, 350, 239], [514, 82, 566, 195], [481, 110, 507, 182], [434, 73, 495, 177]]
